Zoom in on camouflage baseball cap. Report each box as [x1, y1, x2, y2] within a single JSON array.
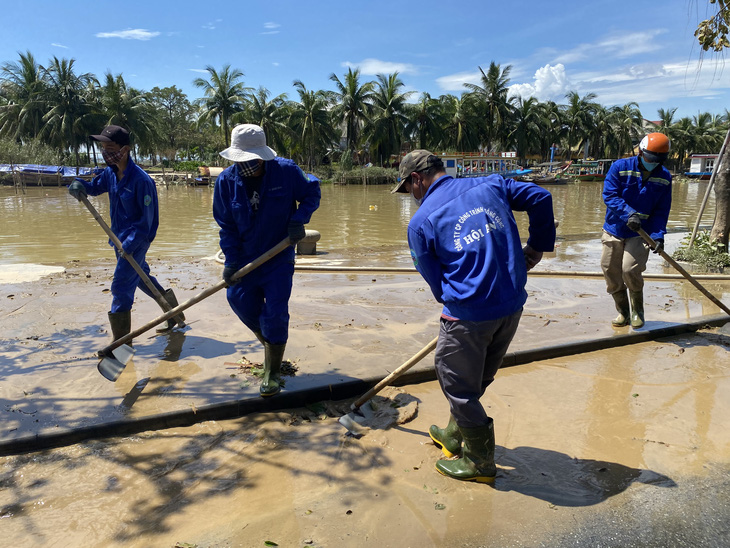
[[391, 150, 442, 193]]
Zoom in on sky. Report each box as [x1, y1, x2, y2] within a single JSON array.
[[1, 0, 728, 121]]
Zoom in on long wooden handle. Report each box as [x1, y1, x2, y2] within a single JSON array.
[[637, 228, 730, 316], [80, 196, 184, 324], [99, 237, 293, 354], [352, 336, 439, 410]]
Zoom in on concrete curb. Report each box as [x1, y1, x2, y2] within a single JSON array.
[[1, 314, 727, 457]]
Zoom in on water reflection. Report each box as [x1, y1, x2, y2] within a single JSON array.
[[0, 180, 717, 266]]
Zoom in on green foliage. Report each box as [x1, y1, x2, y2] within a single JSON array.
[[174, 160, 203, 172], [0, 136, 60, 164], [673, 231, 730, 270], [695, 0, 730, 51], [340, 149, 353, 171]]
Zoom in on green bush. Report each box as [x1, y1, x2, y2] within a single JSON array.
[[0, 136, 60, 165], [174, 160, 203, 172], [673, 231, 730, 271]]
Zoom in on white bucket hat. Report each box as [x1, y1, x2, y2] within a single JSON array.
[[219, 124, 277, 162]]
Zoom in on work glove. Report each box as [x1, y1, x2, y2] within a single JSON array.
[[223, 265, 240, 286], [652, 239, 664, 255], [68, 179, 87, 201], [626, 213, 642, 232], [288, 221, 306, 244]]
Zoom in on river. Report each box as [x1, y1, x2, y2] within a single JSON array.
[[0, 179, 717, 266]]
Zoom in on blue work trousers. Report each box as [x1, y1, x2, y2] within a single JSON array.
[[226, 263, 295, 345], [110, 245, 165, 313], [434, 309, 522, 428]]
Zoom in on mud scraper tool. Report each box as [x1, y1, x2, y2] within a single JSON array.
[[97, 237, 293, 381], [339, 336, 438, 435]]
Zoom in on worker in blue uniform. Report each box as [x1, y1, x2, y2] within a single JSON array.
[[213, 124, 320, 397], [601, 132, 672, 328], [68, 125, 183, 344], [392, 150, 555, 483]]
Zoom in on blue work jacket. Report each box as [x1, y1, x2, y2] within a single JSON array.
[[212, 157, 321, 271], [602, 156, 672, 241], [79, 158, 159, 254], [408, 174, 555, 322]]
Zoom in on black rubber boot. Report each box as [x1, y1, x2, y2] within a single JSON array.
[[156, 289, 185, 332], [260, 342, 286, 397], [108, 310, 132, 346], [435, 419, 497, 483], [429, 415, 462, 458], [611, 290, 630, 327], [253, 331, 266, 345], [630, 290, 645, 328]]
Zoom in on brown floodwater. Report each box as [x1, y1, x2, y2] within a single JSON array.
[[0, 179, 717, 266]]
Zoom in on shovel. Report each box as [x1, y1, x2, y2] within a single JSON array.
[[339, 336, 439, 435], [97, 237, 293, 381], [79, 195, 186, 328], [637, 228, 730, 316]]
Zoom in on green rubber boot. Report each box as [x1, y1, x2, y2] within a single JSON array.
[[108, 310, 132, 346], [253, 330, 266, 345], [260, 342, 286, 397], [435, 419, 497, 483], [630, 290, 645, 328], [429, 415, 462, 458], [611, 289, 630, 327], [156, 289, 185, 332]]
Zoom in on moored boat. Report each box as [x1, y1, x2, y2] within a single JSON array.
[[567, 159, 614, 182]]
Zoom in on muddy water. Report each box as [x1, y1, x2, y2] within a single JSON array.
[[0, 336, 728, 547], [0, 179, 718, 266]]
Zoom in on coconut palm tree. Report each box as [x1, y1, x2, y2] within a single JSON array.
[[193, 64, 250, 147], [585, 104, 616, 159], [0, 50, 48, 140], [41, 56, 97, 165], [464, 62, 515, 152], [438, 93, 481, 152], [535, 100, 562, 162], [364, 72, 412, 165], [329, 67, 374, 157], [236, 86, 291, 155], [404, 92, 444, 151], [562, 91, 598, 160], [289, 80, 337, 169], [670, 116, 695, 170], [610, 102, 643, 158], [98, 71, 156, 156], [509, 96, 542, 165]]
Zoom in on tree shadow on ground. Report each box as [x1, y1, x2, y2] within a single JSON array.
[[0, 406, 392, 544]]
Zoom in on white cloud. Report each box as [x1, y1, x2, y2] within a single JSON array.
[[51, 43, 68, 49], [343, 58, 418, 76], [571, 58, 729, 105], [553, 30, 666, 64], [264, 22, 280, 29], [509, 64, 570, 102], [188, 68, 209, 73], [95, 29, 160, 40], [435, 70, 481, 92], [202, 23, 215, 30]]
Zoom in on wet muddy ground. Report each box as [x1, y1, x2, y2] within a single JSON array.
[[0, 233, 729, 547]]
